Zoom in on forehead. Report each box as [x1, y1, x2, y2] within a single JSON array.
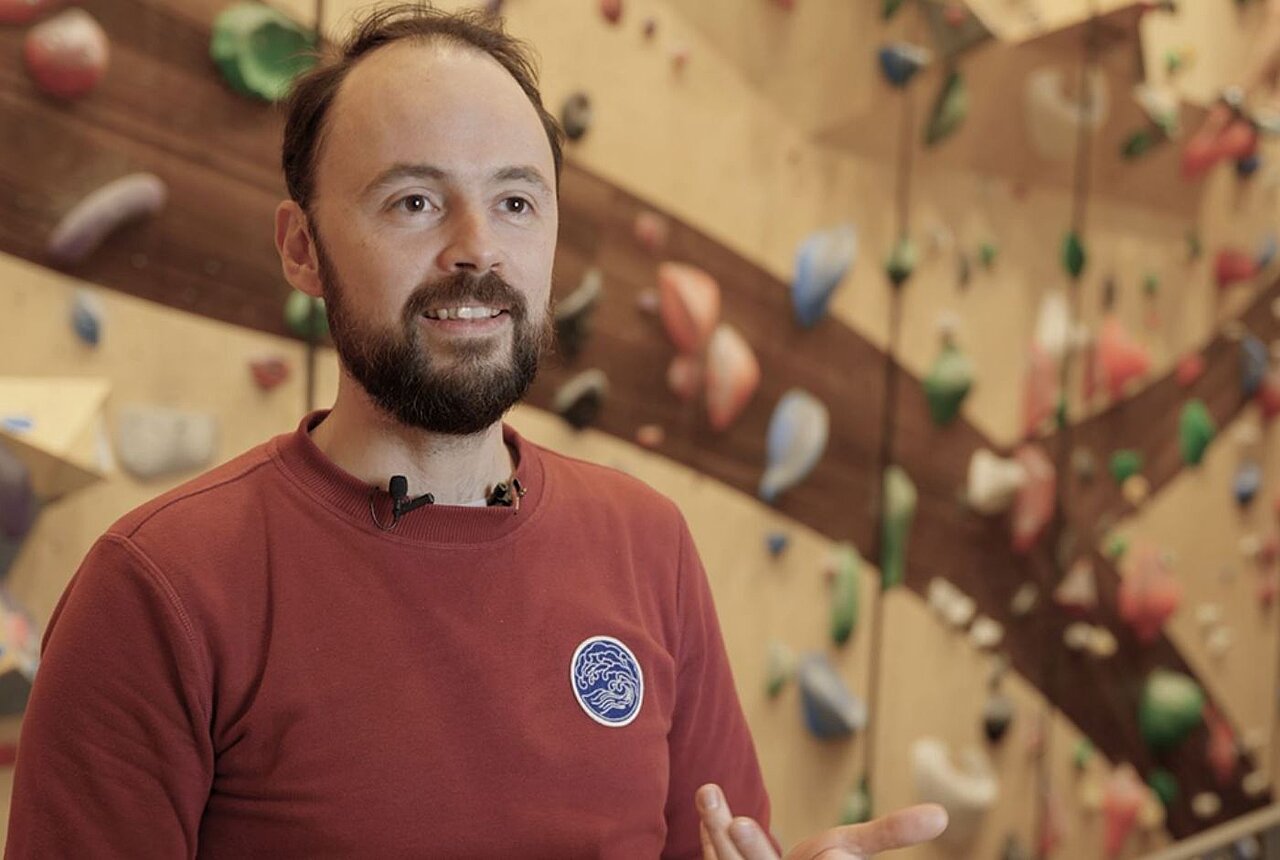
[[318, 39, 553, 197]]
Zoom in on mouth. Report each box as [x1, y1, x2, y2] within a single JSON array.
[[421, 304, 510, 321], [419, 305, 511, 335]]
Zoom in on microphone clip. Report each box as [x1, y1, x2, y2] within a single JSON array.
[[369, 475, 434, 531]]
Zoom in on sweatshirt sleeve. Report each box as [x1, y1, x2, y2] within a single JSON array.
[[5, 534, 214, 859], [661, 514, 774, 859]]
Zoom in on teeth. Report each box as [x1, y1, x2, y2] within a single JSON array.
[[425, 306, 503, 321]]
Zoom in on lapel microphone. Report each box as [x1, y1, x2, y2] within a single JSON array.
[[369, 475, 526, 531]]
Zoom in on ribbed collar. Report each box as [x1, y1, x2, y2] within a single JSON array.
[[270, 410, 548, 547]]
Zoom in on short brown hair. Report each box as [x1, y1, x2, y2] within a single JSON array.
[[281, 3, 564, 211]]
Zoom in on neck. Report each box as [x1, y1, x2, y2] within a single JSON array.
[[309, 378, 514, 506]]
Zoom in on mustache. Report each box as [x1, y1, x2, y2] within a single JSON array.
[[403, 270, 527, 322]]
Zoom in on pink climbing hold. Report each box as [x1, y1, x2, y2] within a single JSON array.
[[633, 210, 670, 255], [666, 354, 702, 402], [249, 356, 290, 391], [1205, 706, 1238, 787], [1118, 544, 1182, 644], [1257, 367, 1280, 421], [1022, 344, 1060, 437], [705, 324, 760, 432], [1175, 353, 1205, 388], [1095, 316, 1151, 400], [1215, 248, 1259, 289], [657, 262, 721, 354], [599, 0, 622, 25], [23, 8, 109, 100], [1011, 444, 1055, 554], [1101, 764, 1146, 858]]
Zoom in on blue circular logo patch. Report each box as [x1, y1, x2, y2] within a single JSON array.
[[570, 635, 644, 727]]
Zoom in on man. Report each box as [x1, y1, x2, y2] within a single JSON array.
[[7, 6, 946, 858]]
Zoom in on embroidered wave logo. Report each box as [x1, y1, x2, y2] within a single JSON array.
[[570, 635, 644, 727]]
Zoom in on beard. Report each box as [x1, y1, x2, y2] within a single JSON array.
[[314, 233, 553, 436]]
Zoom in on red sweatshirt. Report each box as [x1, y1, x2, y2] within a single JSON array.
[[6, 411, 770, 858]]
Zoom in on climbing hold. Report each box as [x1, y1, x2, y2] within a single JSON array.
[[553, 368, 609, 430], [759, 389, 829, 504], [924, 330, 973, 426], [704, 324, 759, 432], [792, 224, 857, 327], [928, 578, 976, 628], [598, 0, 622, 25], [924, 71, 968, 146], [634, 424, 664, 449], [1140, 669, 1204, 750], [1001, 834, 1030, 860], [840, 775, 873, 826], [1175, 352, 1205, 388], [1055, 559, 1097, 613], [1133, 82, 1180, 135], [970, 616, 1003, 650], [1191, 792, 1221, 820], [666, 354, 702, 402], [1010, 582, 1038, 617], [1241, 335, 1268, 397], [114, 405, 218, 480], [1102, 764, 1147, 859], [1072, 738, 1094, 770], [982, 690, 1014, 743], [1258, 367, 1280, 421], [1022, 344, 1060, 437], [881, 465, 916, 589], [1237, 154, 1261, 178], [1118, 544, 1182, 644], [1234, 462, 1262, 507], [978, 242, 998, 269], [797, 653, 866, 739], [633, 210, 669, 254], [211, 2, 317, 102], [249, 356, 290, 391], [284, 291, 328, 339], [883, 0, 906, 19], [1071, 447, 1096, 483], [828, 544, 861, 646], [1183, 114, 1257, 180], [641, 15, 657, 38], [879, 43, 931, 88], [1147, 769, 1178, 809], [1243, 770, 1269, 798], [884, 235, 918, 288], [1122, 474, 1150, 507], [1094, 316, 1151, 400], [765, 530, 789, 557], [0, 443, 38, 542], [1106, 533, 1129, 561], [1205, 706, 1238, 787], [1024, 68, 1109, 162], [47, 173, 167, 267], [1062, 231, 1087, 279], [1109, 449, 1143, 484], [911, 737, 998, 845], [1121, 129, 1159, 160], [1179, 399, 1215, 465], [1258, 235, 1278, 271], [765, 640, 795, 699], [1011, 444, 1054, 554], [559, 91, 592, 141], [1216, 248, 1259, 289], [1087, 626, 1119, 658], [69, 289, 104, 347], [957, 253, 972, 290], [669, 45, 690, 73], [553, 268, 603, 360], [966, 449, 1026, 515], [657, 262, 720, 354], [23, 8, 108, 100], [1187, 231, 1203, 261]]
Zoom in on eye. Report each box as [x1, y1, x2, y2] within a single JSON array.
[[502, 196, 533, 215], [396, 194, 430, 214]]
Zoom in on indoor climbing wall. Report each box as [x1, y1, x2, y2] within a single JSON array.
[[1, 0, 1279, 857]]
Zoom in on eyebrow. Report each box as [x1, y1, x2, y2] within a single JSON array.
[[360, 163, 553, 198]]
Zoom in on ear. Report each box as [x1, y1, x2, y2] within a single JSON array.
[[274, 200, 325, 299]]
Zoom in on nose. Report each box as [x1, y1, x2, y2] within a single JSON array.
[[436, 203, 501, 274]]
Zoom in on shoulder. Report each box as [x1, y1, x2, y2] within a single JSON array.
[[532, 441, 687, 533]]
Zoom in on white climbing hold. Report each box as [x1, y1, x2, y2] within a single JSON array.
[[114, 405, 218, 480], [969, 616, 1003, 650]]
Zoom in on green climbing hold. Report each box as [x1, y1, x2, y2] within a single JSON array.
[[1054, 394, 1068, 430], [765, 640, 795, 699], [1187, 231, 1202, 261], [979, 241, 998, 269], [829, 544, 861, 646], [1179, 399, 1215, 465], [211, 2, 318, 102], [1140, 669, 1205, 750], [1143, 274, 1160, 298], [882, 0, 906, 20], [1121, 128, 1158, 160], [885, 236, 918, 289], [284, 290, 328, 339], [1148, 769, 1179, 809], [840, 774, 873, 825], [1073, 738, 1094, 769], [924, 338, 973, 425], [924, 71, 968, 147], [1106, 533, 1129, 561], [1109, 449, 1143, 484], [1062, 231, 1087, 279], [881, 465, 917, 590]]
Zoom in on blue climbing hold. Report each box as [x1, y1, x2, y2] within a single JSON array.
[[792, 224, 857, 328], [797, 653, 866, 740], [70, 290, 103, 347], [1242, 336, 1268, 397], [766, 531, 790, 557], [1237, 154, 1261, 179], [1235, 462, 1262, 507], [879, 42, 931, 88]]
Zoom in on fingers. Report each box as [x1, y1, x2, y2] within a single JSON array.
[[836, 803, 949, 855], [726, 816, 780, 860], [697, 784, 743, 860], [700, 822, 718, 860]]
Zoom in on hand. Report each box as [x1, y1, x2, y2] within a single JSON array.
[[696, 784, 948, 859]]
